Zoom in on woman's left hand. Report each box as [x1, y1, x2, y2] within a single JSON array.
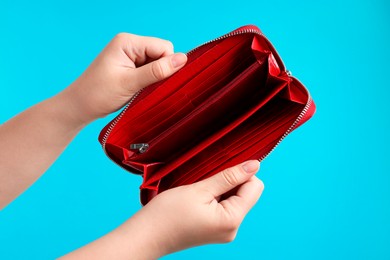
[[61, 33, 187, 124]]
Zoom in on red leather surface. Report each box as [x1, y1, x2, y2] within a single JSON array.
[[98, 25, 316, 205]]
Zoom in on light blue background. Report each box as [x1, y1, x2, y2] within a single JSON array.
[[1, 0, 389, 259]]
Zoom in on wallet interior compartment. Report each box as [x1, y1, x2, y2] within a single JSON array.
[[138, 77, 297, 187], [158, 97, 305, 190], [109, 35, 255, 145], [127, 59, 270, 163]]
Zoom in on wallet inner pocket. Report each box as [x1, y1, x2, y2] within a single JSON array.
[[189, 117, 296, 185], [134, 38, 251, 125]]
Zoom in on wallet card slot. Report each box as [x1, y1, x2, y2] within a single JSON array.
[[161, 98, 303, 189], [163, 147, 228, 190], [198, 115, 299, 183], [130, 39, 247, 126], [189, 54, 254, 107], [128, 97, 197, 145], [168, 137, 227, 186], [225, 112, 298, 158], [194, 101, 302, 184], [186, 48, 256, 104], [223, 103, 297, 153], [167, 153, 225, 189], [128, 95, 192, 134], [184, 37, 254, 96], [201, 101, 302, 182]]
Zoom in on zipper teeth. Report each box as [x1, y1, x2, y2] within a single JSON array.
[[258, 95, 313, 162], [187, 28, 285, 66], [101, 27, 283, 150], [101, 91, 142, 150], [101, 91, 145, 174]]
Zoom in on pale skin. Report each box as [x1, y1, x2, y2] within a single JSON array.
[[0, 33, 264, 259]]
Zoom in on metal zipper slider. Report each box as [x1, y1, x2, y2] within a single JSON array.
[[286, 70, 292, 76], [130, 143, 149, 154]]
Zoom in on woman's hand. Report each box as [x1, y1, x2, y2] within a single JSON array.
[[62, 160, 264, 259], [139, 160, 264, 255], [0, 33, 186, 208], [60, 33, 187, 124]]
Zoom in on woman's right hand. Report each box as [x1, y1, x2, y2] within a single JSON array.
[[61, 160, 263, 259], [137, 160, 264, 256]]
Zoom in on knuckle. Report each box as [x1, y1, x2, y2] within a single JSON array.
[[218, 216, 241, 233], [221, 168, 240, 187], [114, 32, 128, 40], [222, 221, 237, 232], [113, 33, 134, 45], [151, 61, 165, 80], [221, 230, 238, 243], [165, 40, 174, 50]]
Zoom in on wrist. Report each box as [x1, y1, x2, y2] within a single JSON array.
[[54, 82, 97, 127], [115, 211, 172, 259], [49, 89, 90, 131]]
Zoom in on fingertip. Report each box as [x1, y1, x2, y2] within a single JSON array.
[[171, 53, 187, 68], [241, 160, 260, 174]]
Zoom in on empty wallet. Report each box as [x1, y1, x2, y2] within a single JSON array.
[[98, 25, 316, 205]]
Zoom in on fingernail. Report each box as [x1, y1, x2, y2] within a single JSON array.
[[242, 160, 260, 174], [171, 53, 187, 68]]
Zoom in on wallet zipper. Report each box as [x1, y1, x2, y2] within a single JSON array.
[[100, 91, 143, 173], [129, 143, 149, 154], [101, 26, 312, 164], [101, 91, 141, 150]]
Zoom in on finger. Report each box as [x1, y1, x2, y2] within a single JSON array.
[[195, 160, 260, 197], [134, 36, 175, 66], [133, 53, 187, 89], [220, 176, 264, 217], [116, 34, 175, 66]]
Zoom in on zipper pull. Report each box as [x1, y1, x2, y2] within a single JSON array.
[[286, 70, 292, 76], [130, 143, 149, 154]]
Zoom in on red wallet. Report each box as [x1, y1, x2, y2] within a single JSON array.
[[99, 25, 316, 205]]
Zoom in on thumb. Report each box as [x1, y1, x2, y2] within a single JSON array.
[[195, 160, 260, 197], [134, 53, 187, 90]]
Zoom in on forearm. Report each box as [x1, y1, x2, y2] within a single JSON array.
[[0, 91, 87, 208], [60, 211, 169, 260]]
